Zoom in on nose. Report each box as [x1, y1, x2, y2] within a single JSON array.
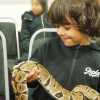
[[57, 26, 65, 36]]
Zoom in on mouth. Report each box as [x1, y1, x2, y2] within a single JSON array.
[[62, 38, 69, 41]]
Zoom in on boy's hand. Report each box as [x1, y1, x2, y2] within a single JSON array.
[[13, 65, 40, 83], [27, 67, 40, 83]]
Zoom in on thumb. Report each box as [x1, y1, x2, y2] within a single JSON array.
[[13, 65, 18, 70]]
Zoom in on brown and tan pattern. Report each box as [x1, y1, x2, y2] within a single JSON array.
[[12, 61, 100, 100]]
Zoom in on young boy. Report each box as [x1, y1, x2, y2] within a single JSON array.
[[14, 0, 100, 99], [17, 0, 56, 63]]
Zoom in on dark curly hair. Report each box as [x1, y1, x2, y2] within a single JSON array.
[[47, 0, 100, 37]]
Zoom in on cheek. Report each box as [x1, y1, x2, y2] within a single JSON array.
[[57, 29, 59, 35], [38, 5, 43, 11], [67, 29, 84, 42]]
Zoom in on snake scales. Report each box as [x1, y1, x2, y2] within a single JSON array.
[[12, 61, 100, 100]]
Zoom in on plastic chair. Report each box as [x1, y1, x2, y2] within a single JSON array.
[[0, 31, 10, 100], [0, 17, 20, 71], [28, 28, 57, 59]]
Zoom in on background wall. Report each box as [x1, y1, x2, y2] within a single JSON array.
[[0, 0, 54, 4], [0, 0, 54, 31]]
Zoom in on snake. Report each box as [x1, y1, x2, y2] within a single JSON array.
[[11, 60, 100, 100]]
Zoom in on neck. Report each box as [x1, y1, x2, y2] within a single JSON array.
[[80, 35, 90, 46]]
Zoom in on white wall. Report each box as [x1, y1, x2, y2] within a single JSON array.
[[0, 0, 30, 3], [0, 0, 54, 31], [48, 0, 54, 7], [0, 0, 54, 4]]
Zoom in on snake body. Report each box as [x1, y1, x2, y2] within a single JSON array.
[[12, 61, 100, 100]]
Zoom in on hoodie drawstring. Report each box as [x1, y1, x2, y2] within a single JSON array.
[[41, 15, 45, 38]]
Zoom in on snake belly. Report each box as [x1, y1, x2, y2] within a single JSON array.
[[11, 61, 100, 100]]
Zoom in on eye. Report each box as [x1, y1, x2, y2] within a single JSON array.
[[65, 27, 70, 30]]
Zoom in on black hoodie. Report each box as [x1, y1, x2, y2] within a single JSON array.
[[28, 36, 100, 100]]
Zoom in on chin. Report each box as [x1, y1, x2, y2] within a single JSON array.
[[64, 42, 75, 47], [33, 13, 38, 15], [32, 11, 38, 15]]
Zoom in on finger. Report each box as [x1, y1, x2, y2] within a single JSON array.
[[27, 70, 40, 83], [27, 68, 38, 80], [37, 75, 41, 79], [34, 69, 40, 76], [27, 67, 37, 79], [27, 75, 37, 83], [32, 70, 40, 80], [27, 72, 34, 80], [27, 75, 40, 83], [13, 65, 18, 70], [33, 67, 38, 71]]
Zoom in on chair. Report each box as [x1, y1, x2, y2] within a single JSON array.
[[28, 28, 57, 100], [28, 28, 57, 59], [0, 17, 20, 71], [32, 38, 50, 53], [0, 31, 10, 100]]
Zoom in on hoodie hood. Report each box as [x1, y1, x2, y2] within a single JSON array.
[[70, 43, 100, 51], [38, 0, 48, 14], [83, 43, 100, 51]]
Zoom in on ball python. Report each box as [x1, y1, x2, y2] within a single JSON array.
[[11, 61, 100, 100]]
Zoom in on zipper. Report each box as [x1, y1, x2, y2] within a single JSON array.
[[67, 46, 80, 89], [41, 15, 45, 38]]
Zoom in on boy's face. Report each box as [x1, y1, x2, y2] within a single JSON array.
[[56, 15, 90, 47], [31, 0, 43, 15]]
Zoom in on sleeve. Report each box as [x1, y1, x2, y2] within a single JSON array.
[[97, 77, 100, 93], [20, 15, 31, 52], [27, 43, 46, 88], [27, 81, 39, 88]]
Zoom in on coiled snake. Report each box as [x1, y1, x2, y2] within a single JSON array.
[[11, 61, 100, 100]]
